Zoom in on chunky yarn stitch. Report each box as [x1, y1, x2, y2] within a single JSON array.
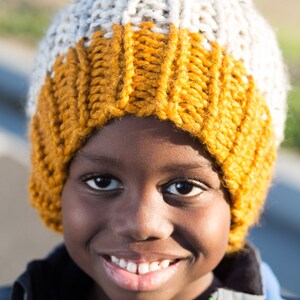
[[28, 0, 288, 252]]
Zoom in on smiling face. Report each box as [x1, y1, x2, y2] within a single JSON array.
[[61, 116, 231, 300]]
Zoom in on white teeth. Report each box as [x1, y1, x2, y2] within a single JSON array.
[[138, 263, 150, 275], [111, 256, 119, 264], [119, 259, 127, 268], [110, 256, 174, 274], [160, 260, 170, 269], [127, 261, 137, 273], [149, 261, 161, 272]]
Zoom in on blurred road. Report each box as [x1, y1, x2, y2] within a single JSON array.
[[0, 132, 62, 287], [0, 37, 299, 298], [0, 38, 63, 288], [250, 155, 300, 298]]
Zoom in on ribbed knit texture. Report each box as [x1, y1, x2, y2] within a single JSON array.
[[27, 0, 288, 252], [27, 0, 288, 144]]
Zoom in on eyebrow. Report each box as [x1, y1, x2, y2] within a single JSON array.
[[76, 151, 213, 171], [76, 151, 122, 166], [158, 161, 213, 173]]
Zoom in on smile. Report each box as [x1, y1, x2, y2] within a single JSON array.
[[99, 254, 185, 291], [110, 255, 175, 275]]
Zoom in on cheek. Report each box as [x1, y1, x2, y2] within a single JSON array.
[[61, 180, 106, 247], [205, 206, 231, 252], [184, 199, 231, 259]]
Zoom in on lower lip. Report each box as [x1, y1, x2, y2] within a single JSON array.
[[100, 257, 183, 291]]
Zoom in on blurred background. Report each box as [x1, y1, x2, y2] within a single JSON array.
[[0, 0, 299, 297]]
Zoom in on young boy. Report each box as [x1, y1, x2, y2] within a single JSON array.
[[1, 0, 289, 299]]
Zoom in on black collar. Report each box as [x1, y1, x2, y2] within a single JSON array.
[[214, 243, 263, 295]]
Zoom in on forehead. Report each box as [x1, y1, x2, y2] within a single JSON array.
[[75, 116, 215, 169]]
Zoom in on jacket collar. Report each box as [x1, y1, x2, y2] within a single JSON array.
[[211, 288, 265, 300], [11, 244, 91, 300], [214, 243, 264, 295]]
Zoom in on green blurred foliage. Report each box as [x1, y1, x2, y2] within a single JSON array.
[[278, 33, 300, 151], [283, 87, 300, 149], [0, 5, 51, 43], [279, 34, 300, 62]]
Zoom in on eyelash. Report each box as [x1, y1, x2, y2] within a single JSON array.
[[82, 174, 122, 191], [162, 178, 207, 197], [82, 174, 207, 198]]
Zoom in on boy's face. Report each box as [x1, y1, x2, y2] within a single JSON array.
[[62, 116, 231, 300]]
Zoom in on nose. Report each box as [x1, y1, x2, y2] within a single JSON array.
[[110, 188, 173, 241]]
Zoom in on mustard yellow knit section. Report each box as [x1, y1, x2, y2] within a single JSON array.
[[29, 22, 276, 252]]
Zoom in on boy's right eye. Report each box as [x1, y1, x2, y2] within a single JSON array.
[[84, 176, 122, 191]]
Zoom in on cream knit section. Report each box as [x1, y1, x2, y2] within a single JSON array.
[[27, 0, 288, 145]]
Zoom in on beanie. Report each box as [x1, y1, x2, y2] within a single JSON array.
[[27, 0, 289, 252]]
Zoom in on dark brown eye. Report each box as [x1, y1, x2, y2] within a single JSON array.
[[176, 182, 193, 194], [85, 176, 121, 191], [165, 181, 204, 197]]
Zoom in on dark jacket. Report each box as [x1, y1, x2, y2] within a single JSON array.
[[0, 243, 286, 300]]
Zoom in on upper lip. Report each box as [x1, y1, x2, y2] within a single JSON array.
[[97, 251, 189, 263], [93, 239, 193, 262]]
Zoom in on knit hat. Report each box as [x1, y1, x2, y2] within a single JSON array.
[[27, 0, 289, 252]]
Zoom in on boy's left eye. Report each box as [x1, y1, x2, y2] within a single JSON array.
[[164, 181, 204, 197], [85, 176, 122, 191]]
